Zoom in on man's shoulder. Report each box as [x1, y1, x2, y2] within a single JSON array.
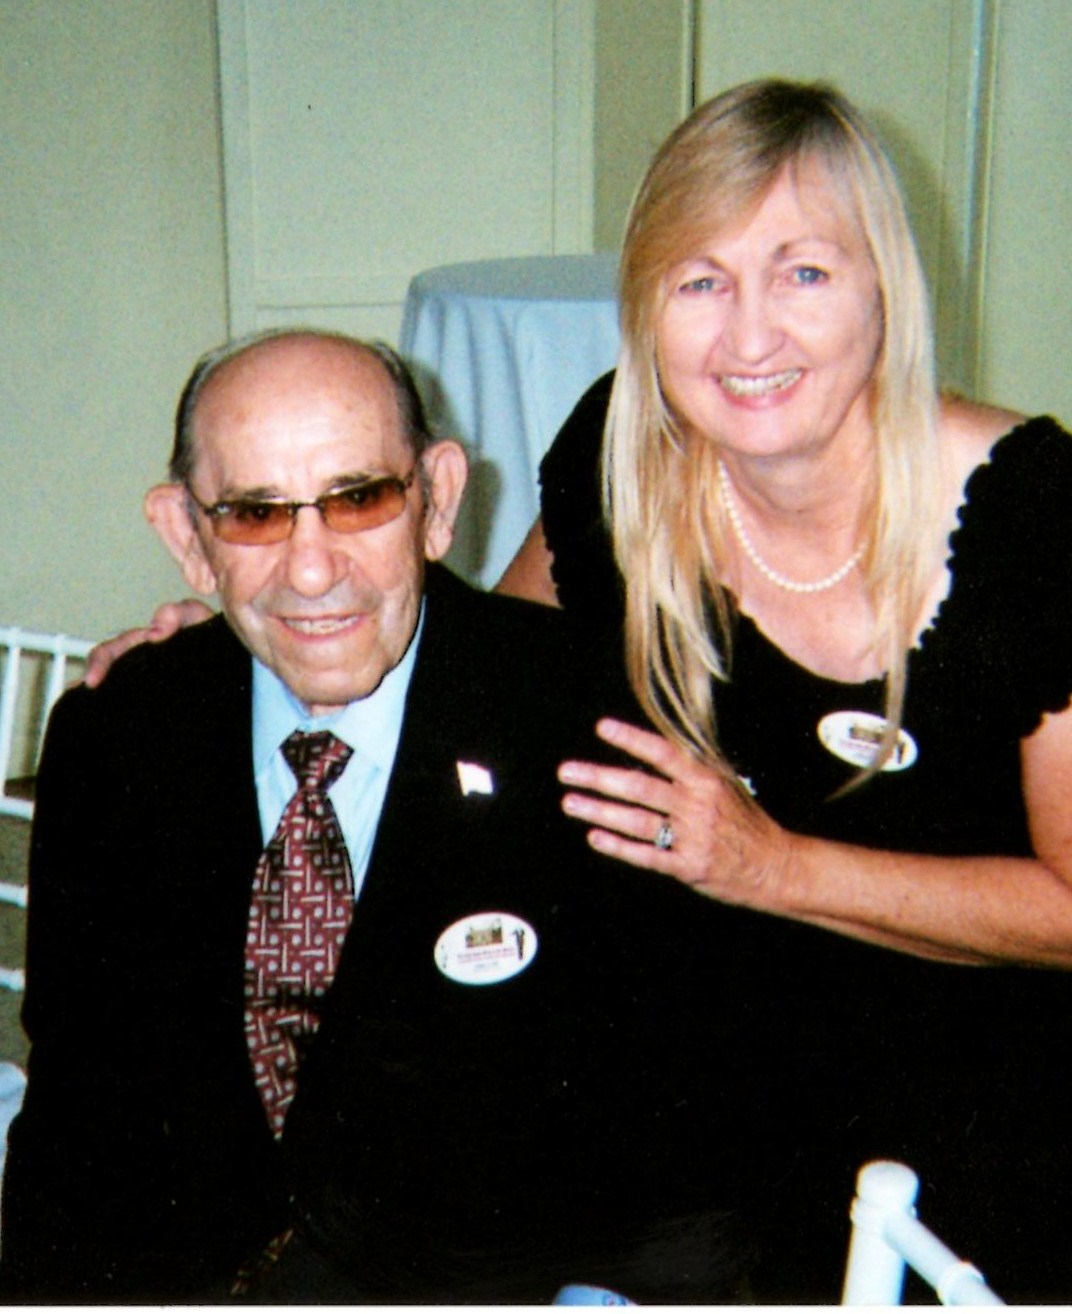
[[424, 563, 575, 651], [37, 615, 254, 820], [423, 565, 589, 689], [53, 614, 248, 742], [423, 563, 634, 718], [109, 613, 243, 690], [407, 566, 615, 779]]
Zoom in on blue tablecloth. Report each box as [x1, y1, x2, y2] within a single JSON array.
[[400, 255, 620, 588]]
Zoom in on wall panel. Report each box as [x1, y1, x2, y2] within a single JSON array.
[[974, 0, 1072, 420], [218, 0, 596, 343]]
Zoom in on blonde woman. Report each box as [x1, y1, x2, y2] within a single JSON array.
[[501, 79, 1072, 1299]]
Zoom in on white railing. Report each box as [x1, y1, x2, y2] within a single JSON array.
[[0, 625, 94, 820]]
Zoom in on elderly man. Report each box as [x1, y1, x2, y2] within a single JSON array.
[[0, 331, 771, 1303]]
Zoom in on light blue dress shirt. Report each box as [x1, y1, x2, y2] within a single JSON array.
[[251, 605, 424, 899]]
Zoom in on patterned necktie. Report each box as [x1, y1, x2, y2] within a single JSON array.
[[244, 730, 354, 1137]]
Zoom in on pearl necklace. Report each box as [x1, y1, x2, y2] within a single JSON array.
[[717, 460, 862, 595]]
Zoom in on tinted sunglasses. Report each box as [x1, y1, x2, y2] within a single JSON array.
[[187, 469, 417, 545]]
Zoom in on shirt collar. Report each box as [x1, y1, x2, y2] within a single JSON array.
[[252, 599, 425, 775]]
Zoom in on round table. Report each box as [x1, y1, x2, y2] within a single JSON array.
[[400, 255, 620, 588]]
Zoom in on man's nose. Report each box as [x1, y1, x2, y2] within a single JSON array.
[[281, 506, 350, 596]]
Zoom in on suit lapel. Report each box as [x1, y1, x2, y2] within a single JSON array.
[[163, 618, 263, 976], [325, 568, 504, 1001]]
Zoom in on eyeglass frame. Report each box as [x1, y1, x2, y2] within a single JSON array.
[[184, 467, 420, 544]]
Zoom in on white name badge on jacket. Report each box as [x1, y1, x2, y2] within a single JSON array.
[[434, 911, 537, 985]]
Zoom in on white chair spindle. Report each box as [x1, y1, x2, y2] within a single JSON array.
[[843, 1160, 1003, 1306]]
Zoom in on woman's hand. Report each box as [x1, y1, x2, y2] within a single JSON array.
[[83, 599, 213, 688], [558, 717, 794, 909]]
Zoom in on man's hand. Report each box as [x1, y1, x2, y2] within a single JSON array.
[[83, 600, 213, 688]]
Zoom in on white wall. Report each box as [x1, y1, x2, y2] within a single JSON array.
[[217, 0, 597, 342], [0, 0, 227, 641], [974, 0, 1072, 421], [592, 0, 692, 252]]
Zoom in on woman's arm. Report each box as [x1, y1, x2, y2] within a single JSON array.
[[558, 708, 1072, 968], [493, 517, 560, 606]]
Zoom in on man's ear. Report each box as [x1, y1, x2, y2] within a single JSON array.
[[144, 484, 219, 595], [420, 439, 469, 562]]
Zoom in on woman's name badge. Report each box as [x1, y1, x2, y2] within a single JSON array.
[[434, 911, 537, 985], [817, 711, 918, 772]]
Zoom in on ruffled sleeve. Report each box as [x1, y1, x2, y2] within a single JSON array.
[[932, 416, 1072, 739]]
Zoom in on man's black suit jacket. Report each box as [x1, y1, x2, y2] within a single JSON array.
[[0, 566, 781, 1303]]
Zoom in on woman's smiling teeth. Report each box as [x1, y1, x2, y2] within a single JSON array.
[[719, 368, 803, 397]]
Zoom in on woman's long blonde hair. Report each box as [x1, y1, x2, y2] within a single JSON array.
[[605, 79, 942, 776]]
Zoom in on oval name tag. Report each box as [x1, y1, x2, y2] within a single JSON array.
[[817, 711, 918, 772], [434, 911, 538, 986]]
